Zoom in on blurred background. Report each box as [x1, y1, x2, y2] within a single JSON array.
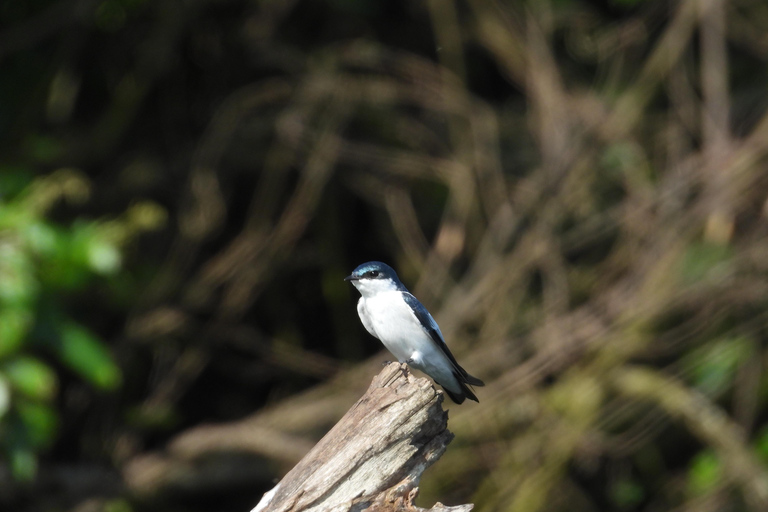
[[2, 0, 768, 511]]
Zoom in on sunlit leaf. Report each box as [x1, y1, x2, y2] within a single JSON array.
[[3, 356, 58, 401], [126, 201, 167, 231], [87, 238, 122, 274], [0, 374, 10, 418], [67, 221, 121, 276], [755, 426, 768, 464], [58, 323, 122, 390], [22, 221, 58, 257], [0, 244, 39, 306], [0, 308, 33, 358], [687, 450, 721, 496], [39, 226, 91, 289]]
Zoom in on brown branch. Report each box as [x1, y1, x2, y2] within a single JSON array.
[[253, 363, 473, 512]]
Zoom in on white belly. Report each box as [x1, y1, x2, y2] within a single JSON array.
[[357, 292, 459, 392], [358, 292, 423, 359]]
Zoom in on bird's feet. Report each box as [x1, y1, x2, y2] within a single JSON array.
[[382, 360, 393, 366]]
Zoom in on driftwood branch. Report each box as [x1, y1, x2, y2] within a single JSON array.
[[253, 363, 473, 512]]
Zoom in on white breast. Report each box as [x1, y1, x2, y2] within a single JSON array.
[[357, 291, 426, 361], [356, 290, 463, 395]]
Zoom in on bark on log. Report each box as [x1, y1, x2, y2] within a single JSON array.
[[252, 362, 473, 512]]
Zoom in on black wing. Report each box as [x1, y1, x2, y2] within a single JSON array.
[[401, 293, 484, 390]]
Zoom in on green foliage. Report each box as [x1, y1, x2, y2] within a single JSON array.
[[683, 336, 751, 395], [0, 308, 32, 357], [0, 168, 165, 480], [679, 241, 734, 286], [56, 322, 122, 390], [755, 427, 768, 464], [2, 356, 57, 401], [687, 450, 722, 496]]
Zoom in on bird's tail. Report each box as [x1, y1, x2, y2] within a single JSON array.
[[442, 386, 469, 404], [442, 370, 484, 404], [463, 373, 484, 387]]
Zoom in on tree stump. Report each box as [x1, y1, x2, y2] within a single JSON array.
[[252, 362, 473, 512]]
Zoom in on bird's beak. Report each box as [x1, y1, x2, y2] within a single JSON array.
[[344, 275, 358, 281]]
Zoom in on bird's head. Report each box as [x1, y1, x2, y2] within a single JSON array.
[[344, 261, 404, 296]]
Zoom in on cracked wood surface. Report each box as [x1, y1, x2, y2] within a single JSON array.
[[254, 363, 473, 512]]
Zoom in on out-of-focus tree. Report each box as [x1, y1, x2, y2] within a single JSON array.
[[0, 168, 165, 480]]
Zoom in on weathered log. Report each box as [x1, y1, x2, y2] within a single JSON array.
[[252, 362, 473, 512]]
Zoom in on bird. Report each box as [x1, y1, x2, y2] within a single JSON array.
[[345, 261, 484, 403]]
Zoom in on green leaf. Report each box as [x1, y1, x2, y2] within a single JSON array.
[[86, 238, 122, 274], [9, 447, 37, 481], [683, 337, 750, 395], [755, 426, 768, 464], [16, 400, 58, 448], [0, 373, 10, 418], [58, 323, 122, 390], [0, 308, 33, 358], [2, 356, 58, 401], [0, 166, 34, 198], [680, 241, 733, 285], [125, 201, 167, 231], [22, 221, 58, 257], [59, 221, 123, 278], [0, 244, 39, 306], [688, 450, 721, 496], [40, 224, 92, 289]]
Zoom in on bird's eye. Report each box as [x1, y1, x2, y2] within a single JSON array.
[[367, 270, 380, 278]]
